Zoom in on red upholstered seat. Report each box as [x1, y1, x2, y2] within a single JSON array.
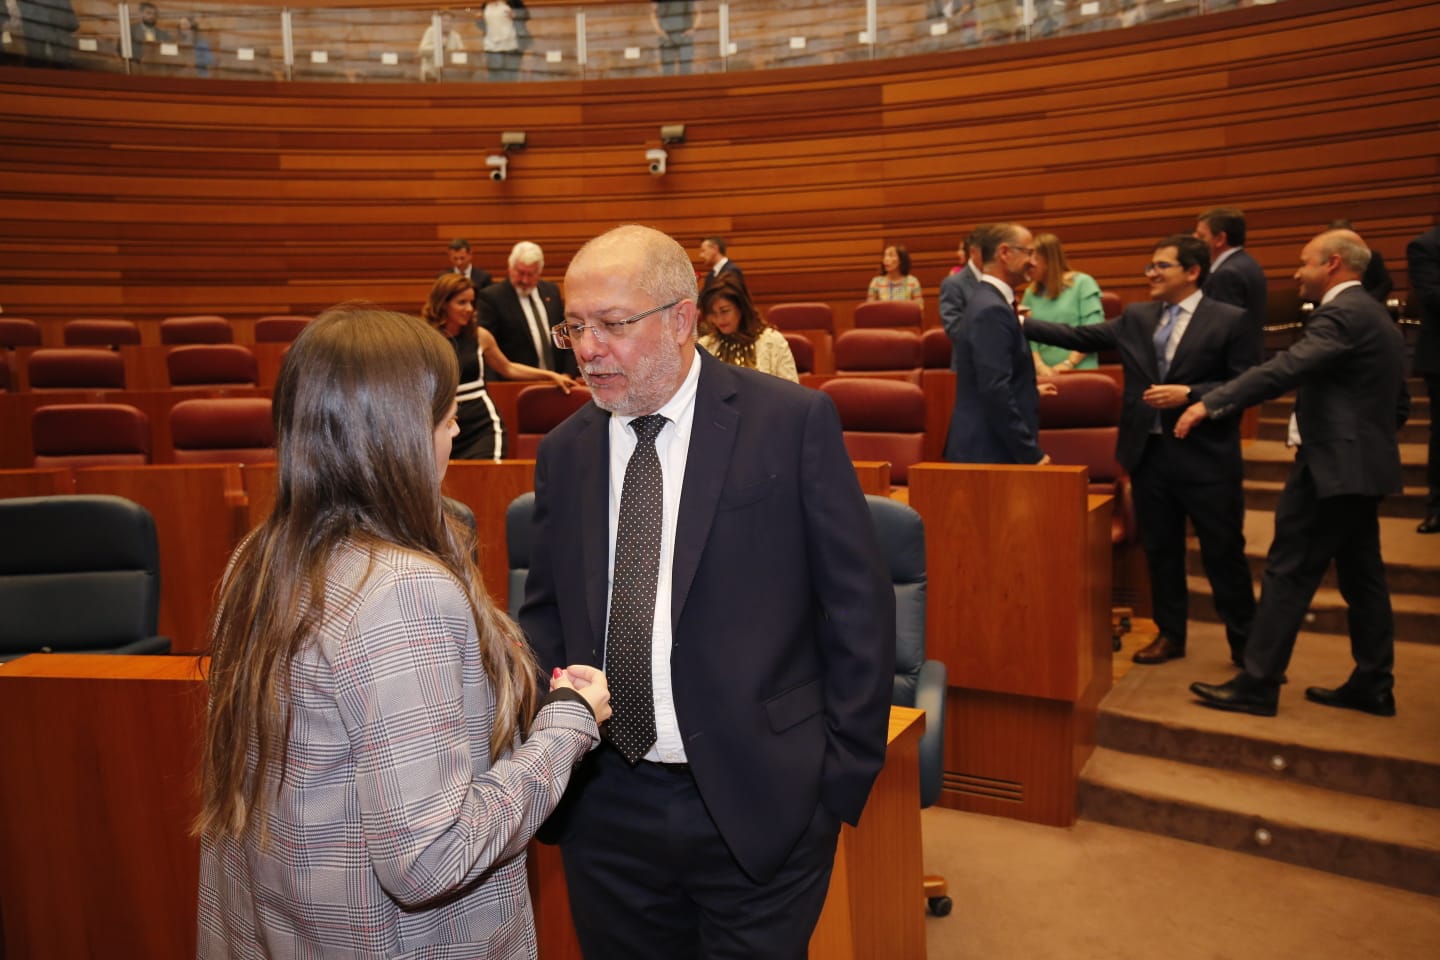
[[921, 327, 951, 369], [783, 333, 815, 374], [64, 319, 142, 347], [32, 404, 151, 467], [27, 348, 126, 390], [1037, 372, 1133, 544], [166, 344, 259, 386], [0, 318, 42, 348], [160, 315, 233, 344], [1100, 290, 1124, 320], [834, 328, 923, 383], [512, 384, 592, 459], [766, 303, 834, 333], [853, 300, 922, 329], [820, 377, 927, 485], [169, 398, 275, 464], [254, 315, 313, 343]]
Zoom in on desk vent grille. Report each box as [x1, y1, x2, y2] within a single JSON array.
[[944, 772, 1023, 803]]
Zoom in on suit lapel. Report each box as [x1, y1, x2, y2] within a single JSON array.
[[1143, 301, 1165, 381], [1166, 298, 1210, 379], [671, 351, 739, 632], [575, 406, 612, 643]]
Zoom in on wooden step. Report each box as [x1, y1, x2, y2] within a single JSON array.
[[1187, 574, 1440, 645], [1256, 416, 1428, 444], [1243, 440, 1429, 486], [1243, 479, 1431, 519]]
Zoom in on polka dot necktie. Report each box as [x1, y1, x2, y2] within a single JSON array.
[[604, 413, 667, 763]]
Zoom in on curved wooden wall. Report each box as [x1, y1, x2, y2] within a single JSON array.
[[1, 0, 1437, 333]]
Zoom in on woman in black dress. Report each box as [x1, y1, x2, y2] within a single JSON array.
[[422, 274, 576, 461]]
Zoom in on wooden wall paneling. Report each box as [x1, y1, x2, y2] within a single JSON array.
[[0, 466, 75, 498], [0, 653, 206, 960], [71, 464, 249, 652]]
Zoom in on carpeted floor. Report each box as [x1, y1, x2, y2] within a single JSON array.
[[920, 807, 1440, 960]]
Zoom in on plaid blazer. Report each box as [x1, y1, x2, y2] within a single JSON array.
[[198, 543, 597, 959]]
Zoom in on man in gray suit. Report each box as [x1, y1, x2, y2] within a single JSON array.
[[1179, 229, 1409, 718], [938, 224, 991, 336]]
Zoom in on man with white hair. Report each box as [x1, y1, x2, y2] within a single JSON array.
[[1178, 229, 1409, 718], [521, 224, 893, 958], [476, 239, 573, 375]]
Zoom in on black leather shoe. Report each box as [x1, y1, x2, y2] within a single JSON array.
[[1230, 655, 1288, 684], [1305, 684, 1397, 717], [1190, 674, 1279, 717], [1418, 512, 1440, 534], [1134, 634, 1185, 664]]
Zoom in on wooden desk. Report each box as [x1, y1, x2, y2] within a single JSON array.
[[909, 464, 1112, 827], [0, 654, 206, 960]]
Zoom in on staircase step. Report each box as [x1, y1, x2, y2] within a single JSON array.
[[1243, 479, 1430, 519], [1259, 389, 1428, 420], [1243, 440, 1429, 486], [1079, 747, 1440, 897], [1096, 624, 1440, 807], [1256, 417, 1429, 444], [1186, 511, 1440, 597], [1187, 575, 1440, 644]]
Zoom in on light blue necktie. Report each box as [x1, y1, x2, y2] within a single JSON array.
[[1154, 304, 1181, 381]]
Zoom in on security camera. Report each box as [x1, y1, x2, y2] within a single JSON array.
[[646, 148, 668, 176], [486, 154, 508, 182]]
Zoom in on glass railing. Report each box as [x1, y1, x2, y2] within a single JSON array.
[[0, 1, 1283, 83]]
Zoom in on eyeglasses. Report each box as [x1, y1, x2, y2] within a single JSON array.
[[1009, 245, 1034, 257], [1144, 261, 1178, 275], [551, 298, 682, 349]]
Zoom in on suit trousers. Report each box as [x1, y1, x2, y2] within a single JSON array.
[[1244, 459, 1396, 692], [1131, 434, 1255, 655], [557, 745, 839, 960], [1427, 376, 1439, 510]]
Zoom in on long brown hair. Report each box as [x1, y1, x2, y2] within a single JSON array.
[[1029, 233, 1075, 299], [195, 304, 538, 843], [422, 273, 475, 336]]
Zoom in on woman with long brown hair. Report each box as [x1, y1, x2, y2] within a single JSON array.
[[696, 273, 799, 382], [196, 305, 609, 957], [1022, 232, 1104, 374], [422, 273, 576, 461]]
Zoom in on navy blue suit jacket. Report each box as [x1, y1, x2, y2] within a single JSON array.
[[1203, 248, 1268, 356], [943, 279, 1043, 464], [520, 348, 894, 883]]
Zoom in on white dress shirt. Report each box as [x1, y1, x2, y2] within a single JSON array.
[[516, 286, 550, 369], [605, 353, 701, 762]]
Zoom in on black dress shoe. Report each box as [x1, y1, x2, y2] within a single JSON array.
[[1134, 634, 1185, 664], [1305, 684, 1397, 717], [1190, 673, 1279, 717], [1230, 655, 1288, 684], [1419, 512, 1440, 534]]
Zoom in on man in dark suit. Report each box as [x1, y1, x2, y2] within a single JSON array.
[[697, 235, 745, 293], [1180, 229, 1409, 717], [521, 224, 894, 958], [938, 224, 991, 339], [475, 239, 575, 376], [943, 222, 1050, 465], [1407, 224, 1440, 533], [1024, 235, 1258, 667], [1195, 206, 1268, 357], [441, 237, 492, 290]]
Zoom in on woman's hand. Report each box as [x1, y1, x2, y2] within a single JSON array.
[[551, 665, 611, 723], [549, 372, 577, 394]]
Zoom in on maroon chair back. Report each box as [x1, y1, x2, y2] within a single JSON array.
[[1100, 291, 1124, 321], [513, 384, 593, 459], [160, 315, 233, 344], [921, 327, 951, 369], [834, 328, 923, 377], [0, 318, 42, 348], [1037, 372, 1131, 543], [63, 319, 142, 347], [27, 348, 126, 390], [820, 378, 927, 484], [32, 404, 151, 467], [782, 333, 815, 374], [166, 344, 259, 386], [853, 300, 922, 329], [169, 397, 276, 464], [766, 303, 834, 333], [254, 315, 313, 343]]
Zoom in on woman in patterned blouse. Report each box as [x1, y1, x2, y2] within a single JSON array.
[[867, 243, 924, 312], [697, 273, 799, 382], [195, 305, 609, 959]]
